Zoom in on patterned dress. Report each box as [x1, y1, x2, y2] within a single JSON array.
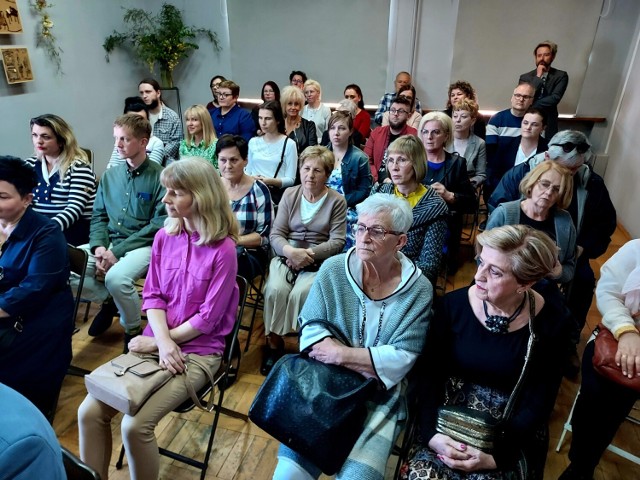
[[327, 168, 357, 251]]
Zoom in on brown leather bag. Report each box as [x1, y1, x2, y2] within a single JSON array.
[[592, 324, 640, 392]]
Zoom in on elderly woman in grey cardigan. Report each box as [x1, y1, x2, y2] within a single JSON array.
[[487, 160, 576, 284], [261, 146, 347, 375], [272, 193, 432, 480]]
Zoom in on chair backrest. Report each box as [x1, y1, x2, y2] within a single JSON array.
[[223, 276, 248, 364], [67, 245, 89, 323], [80, 147, 94, 173], [61, 446, 101, 480]]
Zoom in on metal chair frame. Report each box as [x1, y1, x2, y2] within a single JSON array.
[[67, 244, 92, 377], [555, 388, 640, 466], [62, 446, 102, 480]]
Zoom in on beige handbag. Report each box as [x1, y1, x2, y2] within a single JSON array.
[[85, 352, 218, 416], [85, 353, 174, 415]]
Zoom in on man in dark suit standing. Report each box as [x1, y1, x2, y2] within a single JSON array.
[[519, 40, 568, 138]]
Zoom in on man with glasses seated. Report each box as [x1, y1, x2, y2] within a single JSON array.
[[364, 96, 417, 183], [209, 80, 255, 142], [374, 71, 423, 125], [484, 82, 536, 203], [489, 130, 617, 376]]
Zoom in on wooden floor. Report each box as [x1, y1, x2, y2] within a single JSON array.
[[54, 224, 640, 479]]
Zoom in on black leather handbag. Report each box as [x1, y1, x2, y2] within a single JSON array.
[[248, 320, 377, 475]]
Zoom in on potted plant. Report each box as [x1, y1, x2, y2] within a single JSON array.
[[103, 3, 220, 87]]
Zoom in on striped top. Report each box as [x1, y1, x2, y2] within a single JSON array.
[[25, 156, 97, 231]]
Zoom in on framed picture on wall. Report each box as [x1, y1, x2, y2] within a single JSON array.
[[0, 0, 23, 34], [1, 47, 34, 84]]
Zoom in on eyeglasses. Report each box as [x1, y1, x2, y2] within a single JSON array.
[[550, 142, 590, 154], [386, 156, 411, 166], [389, 108, 408, 115], [352, 223, 403, 241], [536, 179, 561, 194], [420, 129, 443, 137], [210, 83, 221, 90], [291, 79, 304, 85], [217, 92, 233, 99], [513, 93, 534, 100]]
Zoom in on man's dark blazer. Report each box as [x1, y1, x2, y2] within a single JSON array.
[[519, 67, 569, 139]]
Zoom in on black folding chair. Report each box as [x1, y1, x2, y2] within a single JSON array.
[[62, 446, 101, 480], [67, 245, 91, 377]]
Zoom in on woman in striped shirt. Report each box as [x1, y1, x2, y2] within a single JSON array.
[[27, 114, 97, 245]]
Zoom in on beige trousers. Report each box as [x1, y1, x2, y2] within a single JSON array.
[[78, 354, 221, 480]]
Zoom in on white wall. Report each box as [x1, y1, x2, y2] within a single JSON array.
[[0, 0, 231, 174], [600, 13, 640, 238]]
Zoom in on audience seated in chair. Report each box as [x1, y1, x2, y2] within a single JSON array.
[[0, 156, 74, 418], [26, 114, 97, 246], [78, 158, 239, 480], [261, 146, 347, 376], [74, 114, 166, 350]]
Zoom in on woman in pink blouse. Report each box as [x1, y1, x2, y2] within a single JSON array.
[[78, 157, 239, 480]]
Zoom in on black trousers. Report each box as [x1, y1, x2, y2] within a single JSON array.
[[568, 340, 639, 473], [567, 257, 597, 344]]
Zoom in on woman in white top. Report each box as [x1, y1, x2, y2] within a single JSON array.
[[302, 79, 332, 139], [247, 101, 298, 203]]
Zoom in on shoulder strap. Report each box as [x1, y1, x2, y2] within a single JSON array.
[[501, 290, 537, 422], [273, 137, 288, 178]]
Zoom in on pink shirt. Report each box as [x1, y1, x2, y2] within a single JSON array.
[[142, 228, 238, 356]]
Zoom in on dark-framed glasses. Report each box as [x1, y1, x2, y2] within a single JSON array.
[[217, 92, 233, 99], [389, 108, 408, 115], [352, 223, 403, 241], [550, 142, 590, 154]]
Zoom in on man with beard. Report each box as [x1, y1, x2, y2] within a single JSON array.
[[138, 78, 183, 165], [374, 71, 422, 125], [365, 95, 417, 183], [519, 40, 569, 139]]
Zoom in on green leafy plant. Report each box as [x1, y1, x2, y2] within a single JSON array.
[[30, 0, 63, 75], [103, 3, 220, 87]]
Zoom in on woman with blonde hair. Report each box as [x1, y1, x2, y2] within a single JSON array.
[[488, 160, 576, 283], [179, 104, 218, 167], [371, 135, 448, 284], [451, 98, 487, 188], [302, 79, 332, 139], [79, 157, 239, 480], [402, 225, 573, 480], [281, 85, 318, 154], [419, 111, 476, 273], [27, 114, 97, 246]]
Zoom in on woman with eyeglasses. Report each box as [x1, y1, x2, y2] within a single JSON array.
[[343, 83, 371, 140], [281, 86, 318, 156], [27, 114, 97, 246], [271, 193, 432, 480], [487, 161, 576, 284], [205, 75, 226, 111], [401, 225, 573, 480], [419, 111, 477, 274], [371, 135, 448, 285], [382, 85, 422, 130]]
